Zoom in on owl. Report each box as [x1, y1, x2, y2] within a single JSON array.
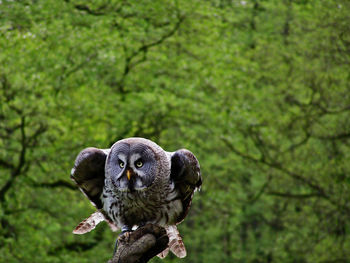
[[70, 137, 201, 258]]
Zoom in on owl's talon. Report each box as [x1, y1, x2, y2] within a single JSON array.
[[119, 231, 131, 243], [113, 227, 132, 255], [113, 238, 119, 256]]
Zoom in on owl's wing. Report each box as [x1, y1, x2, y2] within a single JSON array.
[[73, 211, 105, 234], [73, 211, 119, 234], [169, 149, 202, 224], [157, 225, 186, 258], [70, 147, 109, 209]]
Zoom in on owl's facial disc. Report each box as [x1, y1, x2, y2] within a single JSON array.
[[107, 142, 157, 191]]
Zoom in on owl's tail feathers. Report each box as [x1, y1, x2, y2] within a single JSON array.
[[73, 211, 104, 234], [157, 225, 186, 259], [73, 211, 118, 234], [157, 247, 169, 259]]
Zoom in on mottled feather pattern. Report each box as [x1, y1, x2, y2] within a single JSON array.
[[156, 225, 186, 259], [157, 247, 169, 259], [73, 211, 119, 234], [73, 211, 105, 234], [102, 175, 183, 229], [166, 225, 186, 258]]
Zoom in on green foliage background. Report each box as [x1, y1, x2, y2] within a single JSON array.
[[1, 0, 350, 262]]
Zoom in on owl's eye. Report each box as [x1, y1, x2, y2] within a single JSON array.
[[135, 160, 143, 168], [119, 160, 125, 168]]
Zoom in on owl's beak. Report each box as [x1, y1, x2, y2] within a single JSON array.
[[126, 169, 132, 180]]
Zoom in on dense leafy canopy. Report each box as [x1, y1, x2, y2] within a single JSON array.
[[1, 0, 350, 262]]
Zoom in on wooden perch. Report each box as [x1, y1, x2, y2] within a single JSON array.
[[108, 224, 169, 263]]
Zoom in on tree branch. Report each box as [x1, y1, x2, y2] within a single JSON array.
[[222, 136, 350, 215], [313, 132, 350, 141], [267, 191, 322, 199], [114, 12, 185, 94], [0, 114, 47, 202], [247, 175, 272, 204], [221, 136, 329, 198], [73, 4, 107, 16], [0, 116, 27, 202], [108, 224, 169, 263], [32, 180, 76, 190], [0, 159, 15, 170]]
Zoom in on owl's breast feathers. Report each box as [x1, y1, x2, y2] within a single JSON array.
[[102, 178, 183, 228]]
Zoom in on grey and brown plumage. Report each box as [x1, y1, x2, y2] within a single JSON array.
[[70, 137, 201, 258]]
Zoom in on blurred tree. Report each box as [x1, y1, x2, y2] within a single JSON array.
[[0, 0, 349, 262]]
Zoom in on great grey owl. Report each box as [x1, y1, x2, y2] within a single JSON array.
[[70, 137, 202, 258]]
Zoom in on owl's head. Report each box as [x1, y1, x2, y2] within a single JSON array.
[[105, 138, 169, 191]]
